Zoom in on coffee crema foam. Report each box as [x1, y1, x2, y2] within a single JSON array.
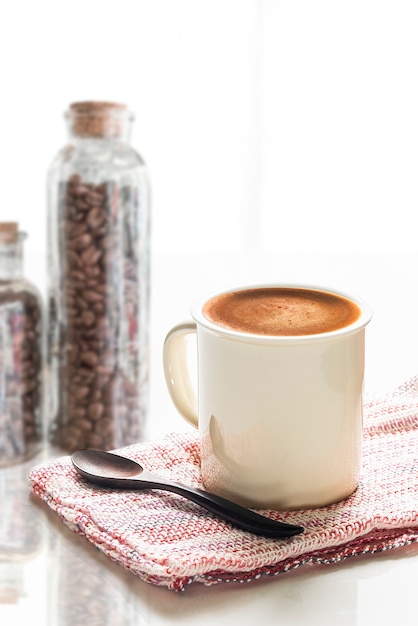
[[202, 288, 361, 336]]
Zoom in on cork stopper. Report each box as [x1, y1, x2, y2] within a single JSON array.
[[68, 101, 129, 138], [0, 222, 18, 243]]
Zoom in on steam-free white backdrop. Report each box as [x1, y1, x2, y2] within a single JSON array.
[[1, 0, 418, 434], [2, 6, 418, 625]]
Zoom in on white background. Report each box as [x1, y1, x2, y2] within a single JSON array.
[[1, 0, 418, 429]]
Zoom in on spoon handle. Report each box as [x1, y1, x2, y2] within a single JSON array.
[[133, 475, 303, 538]]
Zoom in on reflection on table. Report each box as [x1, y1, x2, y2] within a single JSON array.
[[0, 457, 44, 605]]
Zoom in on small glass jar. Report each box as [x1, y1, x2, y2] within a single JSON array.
[[0, 223, 43, 465], [47, 101, 150, 453]]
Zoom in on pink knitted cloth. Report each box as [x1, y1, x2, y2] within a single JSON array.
[[29, 377, 418, 592]]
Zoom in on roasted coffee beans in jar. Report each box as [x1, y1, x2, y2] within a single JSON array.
[[47, 101, 150, 453], [0, 223, 43, 465]]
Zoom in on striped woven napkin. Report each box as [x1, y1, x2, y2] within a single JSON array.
[[29, 377, 418, 592]]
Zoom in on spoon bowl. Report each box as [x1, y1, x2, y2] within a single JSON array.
[[72, 449, 304, 539], [74, 450, 145, 479]]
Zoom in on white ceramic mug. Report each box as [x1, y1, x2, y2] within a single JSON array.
[[163, 284, 372, 510]]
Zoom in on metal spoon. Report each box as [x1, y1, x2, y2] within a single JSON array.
[[71, 449, 304, 539]]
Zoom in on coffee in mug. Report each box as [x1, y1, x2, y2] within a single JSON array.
[[202, 287, 361, 336], [163, 284, 372, 510]]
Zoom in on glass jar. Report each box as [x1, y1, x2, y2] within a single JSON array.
[[47, 101, 150, 453], [0, 223, 43, 465]]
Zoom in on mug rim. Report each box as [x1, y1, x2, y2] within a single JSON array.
[[190, 283, 373, 344]]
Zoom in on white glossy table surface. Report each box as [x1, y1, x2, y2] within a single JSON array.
[[1, 252, 418, 625]]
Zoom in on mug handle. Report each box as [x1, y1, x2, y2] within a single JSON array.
[[163, 321, 198, 428]]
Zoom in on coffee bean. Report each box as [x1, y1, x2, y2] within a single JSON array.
[[71, 407, 86, 419], [82, 289, 103, 303], [80, 246, 102, 265], [81, 310, 95, 327], [67, 221, 88, 238], [96, 365, 113, 372], [80, 351, 99, 367], [20, 378, 38, 394], [77, 368, 96, 381], [86, 433, 106, 448], [75, 296, 88, 310], [73, 386, 89, 401], [73, 418, 93, 432], [92, 302, 105, 314], [84, 265, 101, 279], [71, 233, 92, 250], [86, 189, 104, 205], [86, 206, 106, 229], [70, 269, 85, 282], [75, 197, 90, 210], [67, 250, 82, 268], [95, 226, 107, 238], [20, 360, 34, 377], [100, 235, 114, 250], [72, 183, 90, 197], [88, 402, 104, 421]]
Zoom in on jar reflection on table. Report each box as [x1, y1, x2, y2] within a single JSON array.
[[47, 101, 151, 453], [47, 531, 140, 626], [0, 458, 44, 604]]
